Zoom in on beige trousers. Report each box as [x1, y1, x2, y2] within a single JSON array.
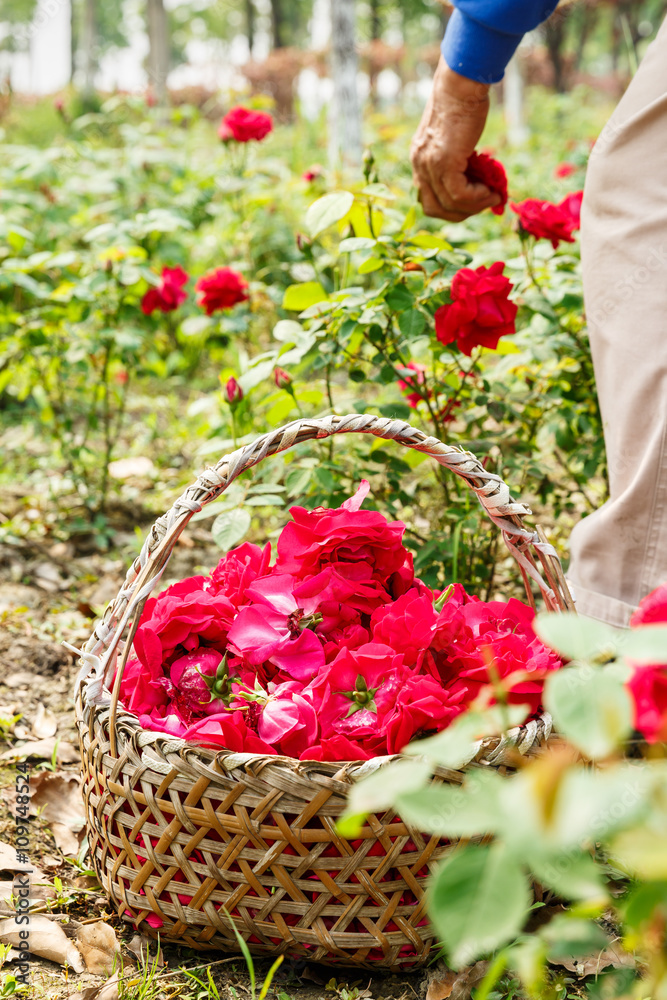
[[567, 17, 667, 627]]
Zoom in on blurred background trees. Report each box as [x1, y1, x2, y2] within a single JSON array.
[[3, 0, 667, 106]]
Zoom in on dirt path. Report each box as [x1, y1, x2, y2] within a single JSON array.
[[0, 546, 432, 1000]]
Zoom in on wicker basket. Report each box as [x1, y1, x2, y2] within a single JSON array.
[[74, 414, 574, 969]]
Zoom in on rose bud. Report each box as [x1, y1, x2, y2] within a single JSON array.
[[274, 367, 291, 389], [224, 377, 243, 405]]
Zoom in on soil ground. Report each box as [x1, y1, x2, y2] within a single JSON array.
[[0, 539, 436, 1000]]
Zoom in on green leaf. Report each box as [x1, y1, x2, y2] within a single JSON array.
[[395, 769, 504, 837], [247, 484, 287, 495], [624, 881, 667, 930], [211, 508, 251, 552], [358, 257, 386, 274], [541, 916, 610, 962], [528, 851, 607, 903], [285, 466, 312, 497], [534, 612, 622, 661], [544, 664, 633, 759], [306, 191, 355, 238], [181, 315, 213, 337], [619, 625, 667, 664], [409, 233, 452, 251], [339, 237, 376, 253], [343, 759, 432, 820], [398, 310, 426, 337], [190, 487, 245, 522], [404, 706, 529, 769], [612, 827, 667, 879], [282, 282, 328, 312], [245, 494, 285, 507], [385, 285, 414, 312], [272, 319, 304, 343], [378, 403, 412, 421], [429, 843, 531, 967]]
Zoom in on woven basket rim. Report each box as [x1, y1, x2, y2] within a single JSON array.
[[75, 693, 553, 782]]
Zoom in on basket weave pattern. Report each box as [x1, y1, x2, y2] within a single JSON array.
[[75, 415, 570, 968]]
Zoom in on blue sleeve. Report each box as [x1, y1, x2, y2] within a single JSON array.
[[442, 1, 558, 84]]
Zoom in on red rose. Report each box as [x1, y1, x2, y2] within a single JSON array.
[[310, 642, 406, 752], [209, 542, 271, 607], [302, 165, 323, 183], [628, 666, 667, 742], [560, 190, 583, 228], [141, 266, 189, 315], [465, 151, 508, 215], [218, 106, 273, 143], [554, 162, 576, 179], [274, 366, 291, 389], [131, 581, 237, 675], [510, 194, 582, 249], [224, 376, 243, 405], [435, 262, 518, 356], [370, 590, 437, 667], [300, 734, 373, 762], [397, 362, 429, 409], [275, 481, 414, 613], [631, 584, 667, 626], [195, 268, 249, 315], [380, 674, 467, 754], [445, 598, 563, 712]]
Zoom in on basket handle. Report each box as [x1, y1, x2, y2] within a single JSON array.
[[76, 414, 574, 753]]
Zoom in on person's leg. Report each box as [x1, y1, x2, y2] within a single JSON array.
[[567, 18, 667, 627]]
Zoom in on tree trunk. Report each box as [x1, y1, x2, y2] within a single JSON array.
[[329, 0, 362, 167], [246, 0, 255, 57], [81, 0, 96, 97], [270, 0, 285, 49], [369, 0, 381, 106], [70, 0, 78, 84], [146, 0, 169, 105], [504, 54, 528, 145], [544, 14, 567, 93], [370, 0, 381, 41]]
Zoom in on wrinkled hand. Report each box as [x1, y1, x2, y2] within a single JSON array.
[[411, 57, 499, 221]]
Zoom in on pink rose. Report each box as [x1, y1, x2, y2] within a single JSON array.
[[258, 681, 319, 756], [184, 711, 276, 754]]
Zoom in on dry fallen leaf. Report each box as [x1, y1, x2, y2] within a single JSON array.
[[0, 840, 53, 915], [127, 932, 165, 967], [76, 921, 121, 976], [32, 703, 58, 740], [70, 971, 120, 1000], [0, 913, 84, 972], [426, 960, 491, 1000], [0, 736, 79, 764], [550, 942, 636, 977], [29, 772, 86, 854]]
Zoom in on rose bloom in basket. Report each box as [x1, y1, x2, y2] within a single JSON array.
[[117, 482, 570, 761]]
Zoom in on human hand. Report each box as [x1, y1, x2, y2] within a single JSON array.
[[410, 57, 499, 221]]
